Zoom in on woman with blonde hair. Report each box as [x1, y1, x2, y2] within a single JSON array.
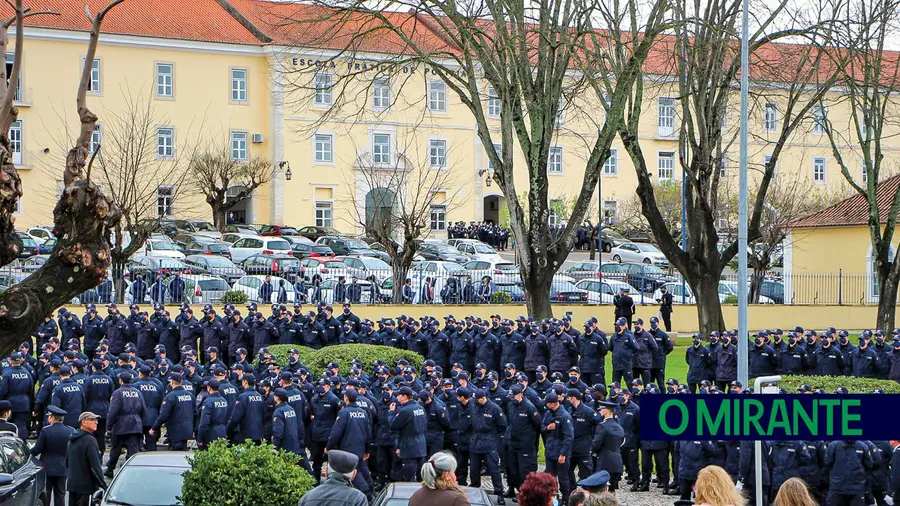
[[694, 465, 747, 506], [409, 452, 471, 506], [772, 478, 817, 506]]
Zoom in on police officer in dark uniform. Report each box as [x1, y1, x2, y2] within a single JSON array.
[[151, 373, 195, 451], [542, 392, 573, 505], [565, 389, 596, 490], [197, 379, 229, 449], [390, 386, 428, 482], [0, 352, 33, 439], [469, 388, 507, 504], [327, 388, 374, 496], [227, 373, 265, 444], [647, 317, 672, 389], [272, 388, 304, 457], [30, 405, 74, 506], [616, 388, 641, 487], [630, 319, 658, 387], [591, 400, 624, 492], [105, 373, 144, 477], [613, 287, 635, 329], [134, 366, 163, 451], [505, 384, 540, 499], [310, 379, 342, 483], [609, 318, 639, 387], [578, 319, 608, 387]]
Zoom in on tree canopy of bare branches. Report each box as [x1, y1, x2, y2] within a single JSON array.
[[188, 139, 272, 231]]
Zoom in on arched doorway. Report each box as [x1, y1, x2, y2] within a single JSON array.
[[226, 185, 251, 224], [365, 188, 396, 233], [483, 194, 505, 225]]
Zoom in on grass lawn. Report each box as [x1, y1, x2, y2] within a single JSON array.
[[600, 341, 691, 385]]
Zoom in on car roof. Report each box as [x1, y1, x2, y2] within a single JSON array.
[[384, 483, 490, 503], [123, 451, 191, 468]]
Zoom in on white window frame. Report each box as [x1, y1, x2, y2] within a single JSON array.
[[487, 86, 500, 117], [430, 205, 446, 231], [658, 152, 675, 180], [862, 159, 868, 184], [85, 58, 101, 94], [548, 146, 563, 174], [488, 143, 501, 171], [813, 104, 826, 134], [5, 53, 21, 102], [764, 102, 777, 132], [315, 201, 333, 228], [89, 125, 101, 155], [157, 127, 175, 159], [156, 185, 174, 217], [156, 62, 174, 98], [867, 244, 897, 303], [428, 80, 446, 113], [230, 68, 248, 103], [372, 78, 391, 110], [549, 199, 563, 227], [429, 139, 447, 168], [603, 148, 617, 175], [555, 99, 566, 128], [372, 133, 392, 166], [813, 157, 826, 184], [231, 131, 248, 162], [9, 120, 21, 165], [314, 72, 332, 107], [657, 97, 675, 136], [314, 133, 334, 164], [602, 199, 618, 225]]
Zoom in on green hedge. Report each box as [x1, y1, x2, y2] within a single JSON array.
[[779, 375, 900, 393], [260, 344, 425, 377], [491, 291, 513, 304], [180, 440, 315, 506]]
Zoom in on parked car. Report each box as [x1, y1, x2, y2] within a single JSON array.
[[574, 278, 633, 304], [408, 261, 467, 303], [39, 237, 56, 251], [298, 225, 342, 241], [614, 227, 655, 243], [222, 224, 258, 234], [651, 281, 697, 304], [126, 257, 197, 279], [417, 241, 470, 263], [564, 260, 602, 280], [174, 219, 221, 240], [316, 236, 388, 261], [222, 232, 261, 245], [232, 275, 296, 303], [619, 263, 677, 293], [601, 230, 629, 252], [138, 238, 186, 260], [721, 281, 774, 304], [240, 254, 302, 283], [259, 224, 301, 237], [0, 431, 46, 506], [299, 257, 348, 277], [550, 278, 589, 303], [183, 254, 245, 284], [449, 239, 504, 263], [336, 255, 393, 280], [462, 259, 520, 283], [313, 277, 376, 304], [229, 237, 292, 263], [758, 279, 784, 304], [25, 226, 53, 245], [92, 452, 189, 506], [15, 232, 40, 258], [372, 482, 492, 506], [494, 281, 526, 301], [182, 274, 231, 304], [610, 242, 669, 267], [290, 241, 335, 259], [181, 239, 232, 258]]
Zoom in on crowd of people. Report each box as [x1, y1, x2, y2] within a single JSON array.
[[447, 222, 511, 251], [1, 301, 900, 506]]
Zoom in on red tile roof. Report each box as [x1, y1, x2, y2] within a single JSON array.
[[0, 0, 263, 45], [788, 175, 900, 228]]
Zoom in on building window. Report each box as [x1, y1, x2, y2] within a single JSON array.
[[8, 120, 21, 165], [315, 201, 333, 227], [429, 139, 447, 168], [862, 161, 868, 184], [764, 154, 776, 178], [156, 63, 173, 98], [428, 80, 446, 112], [555, 100, 565, 128], [89, 125, 101, 155], [549, 146, 563, 174], [487, 86, 500, 117], [658, 97, 675, 136], [430, 205, 446, 230], [5, 53, 21, 102], [373, 78, 391, 110], [157, 127, 174, 159], [813, 157, 826, 183], [86, 58, 100, 93], [859, 108, 870, 138], [373, 133, 391, 165], [157, 185, 174, 217], [487, 143, 501, 171], [602, 200, 618, 225], [658, 152, 674, 180], [868, 245, 896, 302], [314, 72, 332, 106], [764, 103, 777, 132], [314, 134, 333, 163], [231, 131, 248, 161], [603, 149, 617, 175], [230, 68, 247, 102], [549, 199, 563, 227], [813, 104, 826, 134]]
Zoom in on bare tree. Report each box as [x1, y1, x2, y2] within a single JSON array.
[[0, 0, 123, 354], [609, 0, 845, 333], [820, 0, 900, 330], [188, 139, 272, 231], [345, 135, 467, 303], [275, 0, 671, 318], [617, 180, 683, 238], [89, 92, 194, 303]]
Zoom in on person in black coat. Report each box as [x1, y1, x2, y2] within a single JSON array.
[[105, 373, 145, 477], [591, 401, 625, 492], [31, 405, 74, 506], [66, 412, 107, 506]]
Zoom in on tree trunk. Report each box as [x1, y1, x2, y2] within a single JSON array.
[[212, 204, 227, 232], [523, 268, 554, 320], [749, 268, 765, 304], [391, 256, 412, 304], [877, 269, 900, 331], [112, 257, 127, 304], [693, 274, 726, 335]]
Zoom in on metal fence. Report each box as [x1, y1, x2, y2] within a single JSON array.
[[0, 257, 876, 307]]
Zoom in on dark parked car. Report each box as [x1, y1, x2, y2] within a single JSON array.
[[183, 254, 245, 284], [16, 232, 40, 258], [290, 242, 335, 259], [221, 224, 258, 235], [298, 225, 342, 241], [317, 236, 390, 262], [181, 240, 232, 258], [758, 279, 784, 304], [92, 452, 189, 506], [259, 225, 301, 237], [39, 237, 56, 251], [417, 242, 470, 263], [550, 279, 589, 303], [495, 282, 526, 301], [0, 432, 47, 506], [240, 254, 301, 282], [620, 263, 677, 292], [372, 482, 492, 506]]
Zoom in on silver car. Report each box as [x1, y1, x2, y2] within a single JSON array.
[[183, 254, 245, 284]]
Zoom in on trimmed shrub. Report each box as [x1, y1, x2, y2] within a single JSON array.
[[723, 295, 738, 304], [259, 344, 424, 377], [778, 375, 900, 394], [491, 291, 513, 304], [221, 290, 248, 304], [180, 440, 315, 506]]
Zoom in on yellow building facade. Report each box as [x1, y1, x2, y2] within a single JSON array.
[[2, 0, 881, 244]]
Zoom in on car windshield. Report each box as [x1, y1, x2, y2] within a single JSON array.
[[360, 257, 391, 269], [473, 243, 496, 254], [198, 279, 229, 291], [151, 240, 177, 251], [560, 281, 579, 291], [203, 257, 235, 268], [267, 241, 291, 251], [345, 239, 370, 249], [637, 243, 660, 252], [104, 465, 186, 506], [640, 265, 666, 275], [435, 244, 459, 254], [19, 236, 36, 247], [279, 227, 299, 235], [192, 222, 216, 232]]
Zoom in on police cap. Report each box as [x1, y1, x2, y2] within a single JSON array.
[[577, 470, 611, 490]]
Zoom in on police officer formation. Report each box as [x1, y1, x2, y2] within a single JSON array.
[[3, 302, 900, 506], [447, 221, 510, 251]]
